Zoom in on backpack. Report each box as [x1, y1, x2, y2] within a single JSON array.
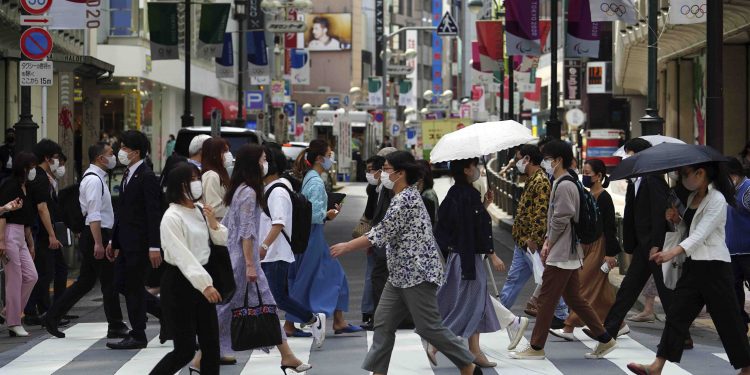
[[553, 174, 603, 246], [262, 181, 312, 254], [58, 172, 105, 234]]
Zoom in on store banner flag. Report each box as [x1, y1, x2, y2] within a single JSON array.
[[290, 49, 310, 85], [147, 3, 179, 60], [49, 0, 101, 29], [247, 0, 265, 31], [198, 4, 231, 59], [215, 33, 234, 78], [271, 81, 285, 108], [398, 80, 415, 107], [476, 20, 503, 72], [248, 31, 270, 85], [471, 41, 482, 71], [368, 77, 384, 106], [668, 0, 706, 25], [540, 20, 552, 54], [589, 0, 637, 25], [505, 0, 541, 56], [567, 0, 601, 58]]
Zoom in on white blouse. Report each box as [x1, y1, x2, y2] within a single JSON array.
[[161, 203, 228, 292], [202, 170, 228, 218]]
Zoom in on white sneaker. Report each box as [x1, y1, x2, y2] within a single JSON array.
[[8, 325, 29, 337], [549, 328, 578, 342], [310, 313, 326, 349], [584, 339, 617, 359], [506, 316, 529, 350], [617, 324, 631, 338], [509, 344, 545, 360]]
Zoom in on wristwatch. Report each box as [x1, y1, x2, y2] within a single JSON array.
[[261, 243, 270, 251]]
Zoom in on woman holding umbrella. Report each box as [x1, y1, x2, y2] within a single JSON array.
[[627, 161, 750, 375]]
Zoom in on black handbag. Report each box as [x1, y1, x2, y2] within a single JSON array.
[[231, 283, 283, 351], [199, 206, 236, 305]]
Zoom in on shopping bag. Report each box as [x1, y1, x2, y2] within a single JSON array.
[[525, 249, 544, 284], [662, 230, 686, 290]]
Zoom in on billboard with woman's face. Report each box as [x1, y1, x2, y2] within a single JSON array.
[[304, 13, 352, 51]]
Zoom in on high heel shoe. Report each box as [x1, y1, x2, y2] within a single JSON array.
[[8, 325, 29, 337], [280, 363, 312, 374], [189, 367, 200, 374]]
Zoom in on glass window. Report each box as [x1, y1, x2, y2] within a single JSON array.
[[110, 0, 135, 36]]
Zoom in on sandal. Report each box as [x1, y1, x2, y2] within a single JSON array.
[[285, 328, 312, 338], [334, 324, 364, 335], [626, 363, 652, 375]]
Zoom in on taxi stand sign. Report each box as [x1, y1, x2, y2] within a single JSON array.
[[20, 60, 53, 86]]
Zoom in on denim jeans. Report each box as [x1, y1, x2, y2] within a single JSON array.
[[262, 261, 314, 323], [500, 245, 568, 320], [361, 252, 376, 315]]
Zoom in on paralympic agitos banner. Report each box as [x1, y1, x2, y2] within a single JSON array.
[[567, 0, 602, 58], [505, 0, 541, 56]]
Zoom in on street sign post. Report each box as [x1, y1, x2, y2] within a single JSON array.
[[20, 27, 53, 60], [20, 15, 53, 26], [391, 123, 401, 137], [327, 96, 340, 108], [436, 12, 459, 36], [245, 90, 264, 112], [386, 65, 414, 76], [19, 61, 53, 86], [20, 0, 52, 15], [265, 20, 306, 33]]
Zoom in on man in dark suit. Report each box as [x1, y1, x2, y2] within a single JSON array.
[[106, 130, 162, 349], [598, 138, 677, 340]]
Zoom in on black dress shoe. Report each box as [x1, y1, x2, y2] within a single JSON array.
[[22, 314, 42, 326], [360, 321, 374, 331], [44, 317, 65, 339], [107, 327, 131, 339], [62, 314, 79, 320], [106, 337, 148, 350], [550, 317, 566, 330]]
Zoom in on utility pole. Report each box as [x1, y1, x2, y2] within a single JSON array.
[[181, 0, 195, 127], [235, 1, 247, 128], [545, 0, 562, 139], [639, 0, 664, 136], [14, 6, 38, 154]]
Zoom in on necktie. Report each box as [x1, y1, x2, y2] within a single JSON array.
[[122, 168, 130, 192]]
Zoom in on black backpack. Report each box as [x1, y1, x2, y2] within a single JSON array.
[[262, 181, 312, 254], [553, 174, 603, 246], [58, 172, 105, 234]]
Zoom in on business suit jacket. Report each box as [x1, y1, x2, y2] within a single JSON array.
[[622, 175, 669, 254], [112, 162, 161, 253]]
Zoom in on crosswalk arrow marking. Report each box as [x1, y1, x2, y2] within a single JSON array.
[[437, 11, 459, 36]]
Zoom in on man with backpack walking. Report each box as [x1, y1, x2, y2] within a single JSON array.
[[45, 142, 128, 339], [259, 145, 325, 347], [511, 140, 616, 360]]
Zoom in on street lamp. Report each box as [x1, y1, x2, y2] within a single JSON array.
[[423, 90, 435, 102], [467, 0, 484, 15], [234, 0, 247, 128]]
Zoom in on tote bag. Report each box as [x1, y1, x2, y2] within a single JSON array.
[[231, 283, 283, 351], [662, 229, 687, 290]]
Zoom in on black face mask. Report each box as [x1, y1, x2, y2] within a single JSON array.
[[6, 137, 14, 144]]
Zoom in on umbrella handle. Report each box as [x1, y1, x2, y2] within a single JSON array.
[[485, 255, 500, 298]]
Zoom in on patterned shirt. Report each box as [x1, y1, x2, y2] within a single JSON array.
[[512, 168, 551, 247], [367, 186, 444, 288]]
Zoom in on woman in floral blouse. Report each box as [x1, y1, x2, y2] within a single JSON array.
[[331, 151, 481, 375]]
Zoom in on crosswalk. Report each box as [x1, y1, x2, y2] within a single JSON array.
[[0, 322, 735, 375]]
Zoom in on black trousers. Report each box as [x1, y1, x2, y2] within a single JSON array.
[[115, 249, 162, 342], [732, 254, 750, 325], [151, 265, 219, 375], [24, 234, 67, 316], [371, 250, 388, 311], [657, 259, 750, 369], [47, 227, 124, 328], [603, 247, 674, 337]]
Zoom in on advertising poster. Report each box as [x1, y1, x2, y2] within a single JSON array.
[[304, 13, 352, 51]]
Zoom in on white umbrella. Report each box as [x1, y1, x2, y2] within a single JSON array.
[[429, 120, 534, 163], [612, 135, 685, 157]]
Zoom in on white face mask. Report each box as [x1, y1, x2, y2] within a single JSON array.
[[223, 152, 234, 169], [381, 171, 400, 190], [105, 155, 117, 170], [54, 166, 65, 179], [27, 168, 37, 182], [469, 166, 481, 183], [49, 158, 60, 173], [189, 180, 203, 201], [516, 158, 528, 175], [366, 172, 379, 185], [261, 161, 269, 177], [541, 159, 555, 176], [118, 149, 131, 166]]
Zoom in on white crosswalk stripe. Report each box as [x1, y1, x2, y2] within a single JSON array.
[[114, 337, 174, 375], [573, 328, 691, 375], [481, 330, 564, 375], [240, 322, 314, 375], [0, 323, 108, 375], [714, 353, 729, 362], [365, 330, 436, 373]]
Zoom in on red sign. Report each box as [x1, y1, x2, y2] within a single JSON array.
[[20, 27, 53, 60], [20, 0, 53, 15]]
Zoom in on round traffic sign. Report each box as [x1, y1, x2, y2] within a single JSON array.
[[374, 112, 384, 122], [20, 0, 52, 15], [20, 27, 53, 60], [565, 108, 586, 127]]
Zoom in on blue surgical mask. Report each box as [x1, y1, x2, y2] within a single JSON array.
[[322, 157, 333, 170]]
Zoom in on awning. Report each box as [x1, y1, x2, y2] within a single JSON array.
[[202, 97, 246, 121], [0, 50, 114, 79]]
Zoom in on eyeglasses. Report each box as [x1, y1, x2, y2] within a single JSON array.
[[382, 167, 395, 172]]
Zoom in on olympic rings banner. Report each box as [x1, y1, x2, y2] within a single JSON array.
[[589, 0, 637, 25], [567, 0, 602, 58], [668, 0, 707, 25], [505, 0, 541, 56]]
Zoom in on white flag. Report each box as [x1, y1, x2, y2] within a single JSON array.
[[368, 77, 384, 106], [49, 0, 101, 30], [589, 0, 638, 25], [668, 0, 707, 25]]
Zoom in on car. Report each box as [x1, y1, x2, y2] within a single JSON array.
[[282, 142, 309, 164], [174, 126, 269, 157]]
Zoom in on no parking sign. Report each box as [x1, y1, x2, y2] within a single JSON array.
[[20, 27, 53, 60]]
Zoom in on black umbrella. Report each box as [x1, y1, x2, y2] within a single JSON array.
[[610, 143, 728, 181]]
